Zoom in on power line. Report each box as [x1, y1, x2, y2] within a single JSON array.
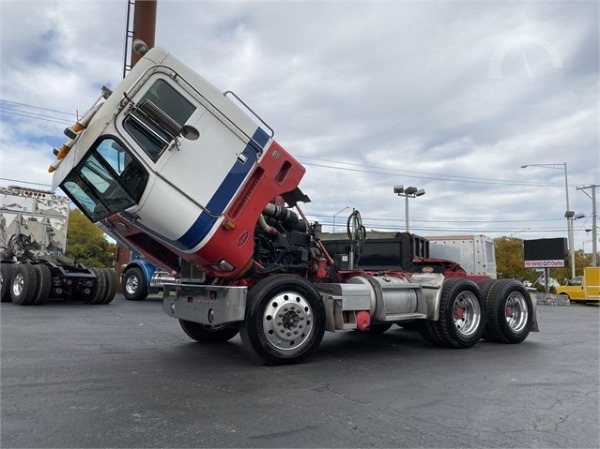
[[309, 213, 564, 224], [300, 160, 566, 188], [0, 98, 75, 116], [312, 220, 569, 233], [0, 107, 73, 125]]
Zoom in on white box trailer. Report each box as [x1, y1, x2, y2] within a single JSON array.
[[426, 235, 497, 279]]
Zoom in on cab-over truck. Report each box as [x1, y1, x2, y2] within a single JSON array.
[[48, 45, 537, 364]]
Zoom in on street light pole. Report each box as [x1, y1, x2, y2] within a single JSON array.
[[578, 185, 598, 267], [332, 206, 349, 233], [393, 185, 426, 233], [521, 162, 575, 276], [568, 213, 585, 276]]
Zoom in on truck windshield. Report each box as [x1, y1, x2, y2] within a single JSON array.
[[61, 138, 148, 222]]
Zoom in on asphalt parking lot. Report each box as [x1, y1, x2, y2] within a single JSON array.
[[1, 296, 599, 448]]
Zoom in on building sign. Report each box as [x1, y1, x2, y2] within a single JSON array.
[[525, 259, 565, 268], [523, 238, 568, 268]]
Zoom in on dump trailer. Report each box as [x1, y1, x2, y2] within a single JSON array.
[[0, 185, 117, 305], [49, 45, 537, 364]]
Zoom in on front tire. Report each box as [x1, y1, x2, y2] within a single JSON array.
[[240, 274, 326, 365], [123, 267, 148, 301], [484, 280, 533, 344], [179, 320, 239, 343]]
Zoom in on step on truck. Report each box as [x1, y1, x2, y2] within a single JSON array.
[[0, 186, 117, 305], [49, 44, 538, 364]]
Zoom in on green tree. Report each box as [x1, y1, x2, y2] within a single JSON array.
[[494, 237, 531, 280], [66, 209, 115, 267]]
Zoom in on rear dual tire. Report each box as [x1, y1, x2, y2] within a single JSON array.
[[10, 263, 38, 305], [82, 268, 117, 305], [1, 263, 15, 302], [32, 264, 52, 305], [482, 279, 533, 344], [419, 278, 534, 347], [418, 278, 486, 348]]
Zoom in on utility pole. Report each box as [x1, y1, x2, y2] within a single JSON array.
[[123, 0, 158, 78], [578, 184, 598, 266], [116, 0, 158, 290]]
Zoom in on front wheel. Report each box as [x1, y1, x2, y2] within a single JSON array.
[[240, 274, 326, 365], [484, 280, 533, 344], [179, 320, 239, 343], [122, 267, 148, 301]]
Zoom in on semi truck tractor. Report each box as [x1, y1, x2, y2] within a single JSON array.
[[0, 186, 117, 305], [49, 45, 537, 364]]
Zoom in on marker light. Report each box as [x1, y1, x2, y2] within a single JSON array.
[[221, 219, 237, 231]]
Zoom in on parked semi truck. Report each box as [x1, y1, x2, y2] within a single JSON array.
[[48, 45, 537, 364], [0, 185, 117, 305], [120, 251, 175, 301]]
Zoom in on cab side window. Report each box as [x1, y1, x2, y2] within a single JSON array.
[[123, 79, 195, 162]]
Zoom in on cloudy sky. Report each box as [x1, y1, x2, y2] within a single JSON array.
[[0, 0, 598, 252]]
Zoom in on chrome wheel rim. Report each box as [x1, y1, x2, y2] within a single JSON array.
[[453, 291, 481, 337], [263, 291, 314, 353], [12, 272, 24, 298], [125, 275, 139, 295], [505, 292, 528, 332]]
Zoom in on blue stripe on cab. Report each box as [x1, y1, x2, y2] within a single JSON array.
[[175, 127, 270, 250]]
